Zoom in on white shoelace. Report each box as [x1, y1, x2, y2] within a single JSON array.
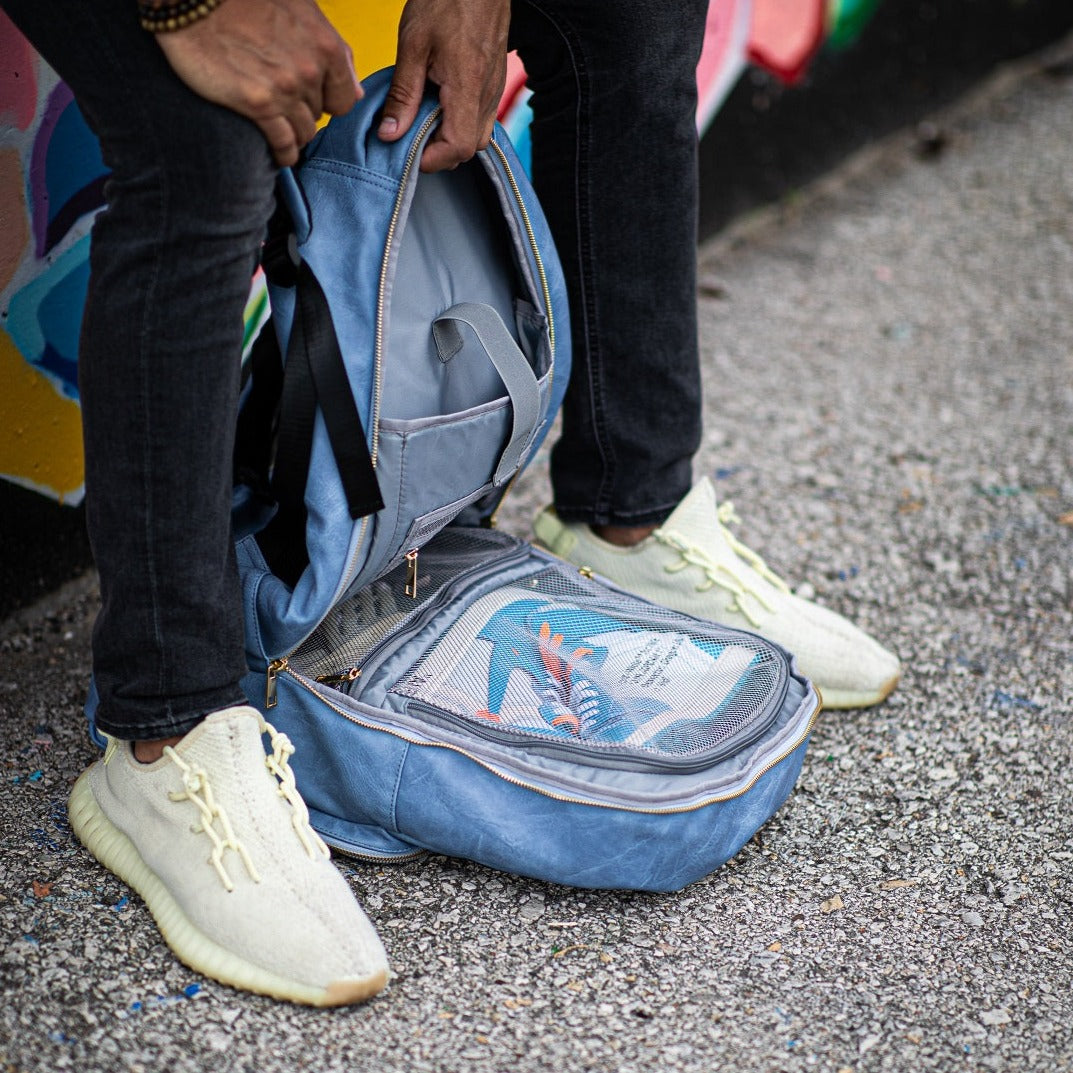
[[163, 716, 329, 892], [165, 748, 262, 892], [654, 501, 791, 629], [263, 722, 330, 861]]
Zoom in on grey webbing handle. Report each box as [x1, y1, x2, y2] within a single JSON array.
[[432, 302, 541, 485]]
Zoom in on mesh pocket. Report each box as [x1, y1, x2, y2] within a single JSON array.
[[394, 562, 786, 765], [291, 527, 521, 682]]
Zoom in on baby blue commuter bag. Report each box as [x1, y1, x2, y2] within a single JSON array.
[[230, 70, 820, 892]]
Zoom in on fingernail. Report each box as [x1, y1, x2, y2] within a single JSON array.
[[378, 116, 398, 138]]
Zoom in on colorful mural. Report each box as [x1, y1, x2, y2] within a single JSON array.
[[0, 0, 878, 505], [0, 9, 99, 503]]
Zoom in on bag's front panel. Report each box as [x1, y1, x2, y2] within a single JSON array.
[[245, 655, 810, 890], [261, 529, 818, 889], [242, 75, 563, 660], [386, 559, 789, 774], [358, 139, 554, 585], [294, 530, 805, 785], [387, 730, 812, 891]]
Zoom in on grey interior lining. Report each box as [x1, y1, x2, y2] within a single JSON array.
[[383, 161, 532, 422]]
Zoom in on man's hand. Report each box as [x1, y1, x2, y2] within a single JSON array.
[[378, 0, 510, 172], [155, 0, 361, 167]]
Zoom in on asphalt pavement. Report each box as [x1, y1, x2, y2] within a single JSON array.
[[2, 36, 1072, 1073]]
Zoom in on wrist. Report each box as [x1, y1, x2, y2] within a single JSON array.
[[138, 0, 226, 33]]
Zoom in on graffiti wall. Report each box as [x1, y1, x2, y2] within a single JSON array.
[[0, 9, 102, 504], [0, 0, 877, 506]]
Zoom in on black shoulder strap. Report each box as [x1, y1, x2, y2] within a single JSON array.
[[271, 261, 384, 522], [236, 193, 384, 585]]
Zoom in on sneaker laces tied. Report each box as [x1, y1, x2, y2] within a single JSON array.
[[715, 502, 793, 596], [165, 748, 261, 892], [654, 519, 784, 630], [263, 723, 330, 861]]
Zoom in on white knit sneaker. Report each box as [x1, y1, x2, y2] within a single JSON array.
[[68, 705, 389, 1006], [533, 478, 900, 709]]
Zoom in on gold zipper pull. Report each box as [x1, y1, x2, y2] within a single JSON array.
[[315, 667, 361, 686], [266, 657, 288, 709], [404, 549, 419, 599]]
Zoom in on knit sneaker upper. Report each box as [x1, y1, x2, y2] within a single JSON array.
[[69, 705, 389, 1005], [534, 478, 900, 709]]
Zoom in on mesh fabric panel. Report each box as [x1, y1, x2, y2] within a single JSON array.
[[394, 561, 784, 763]]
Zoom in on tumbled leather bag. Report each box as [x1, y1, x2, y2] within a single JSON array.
[[227, 68, 820, 891]]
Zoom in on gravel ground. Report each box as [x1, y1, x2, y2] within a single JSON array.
[[2, 44, 1072, 1073]]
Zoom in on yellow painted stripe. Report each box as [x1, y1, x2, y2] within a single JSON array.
[[320, 0, 406, 87], [0, 330, 84, 502]]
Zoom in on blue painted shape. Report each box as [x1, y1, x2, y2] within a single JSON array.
[[6, 233, 90, 399], [501, 92, 533, 176], [45, 101, 106, 226], [30, 84, 108, 256]]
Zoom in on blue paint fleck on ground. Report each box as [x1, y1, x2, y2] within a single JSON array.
[[991, 690, 1042, 711]]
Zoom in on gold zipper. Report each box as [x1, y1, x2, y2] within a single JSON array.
[[265, 657, 288, 709], [334, 847, 427, 864], [486, 136, 557, 530], [326, 109, 440, 613], [315, 667, 361, 686], [278, 661, 821, 814], [488, 137, 555, 356], [743, 698, 822, 790], [404, 549, 419, 598]]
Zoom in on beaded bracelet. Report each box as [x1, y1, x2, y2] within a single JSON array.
[[138, 0, 225, 33]]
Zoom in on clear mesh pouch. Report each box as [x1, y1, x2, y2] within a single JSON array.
[[289, 527, 527, 684], [293, 527, 790, 773]]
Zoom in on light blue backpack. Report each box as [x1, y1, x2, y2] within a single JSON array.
[[229, 69, 820, 892]]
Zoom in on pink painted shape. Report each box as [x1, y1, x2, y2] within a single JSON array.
[[696, 0, 751, 133], [0, 9, 38, 131], [498, 51, 529, 121], [0, 147, 29, 291], [747, 0, 826, 84]]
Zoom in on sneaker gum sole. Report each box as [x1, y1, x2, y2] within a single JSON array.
[[67, 769, 388, 1007], [814, 670, 900, 711]]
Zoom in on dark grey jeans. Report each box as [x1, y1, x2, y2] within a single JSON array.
[[513, 0, 707, 527], [3, 0, 707, 738]]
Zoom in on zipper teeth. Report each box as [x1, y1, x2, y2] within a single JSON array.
[[336, 848, 426, 864], [487, 137, 555, 528], [373, 107, 441, 469], [743, 699, 821, 789], [489, 137, 555, 356], [283, 664, 820, 815], [326, 107, 440, 625]]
